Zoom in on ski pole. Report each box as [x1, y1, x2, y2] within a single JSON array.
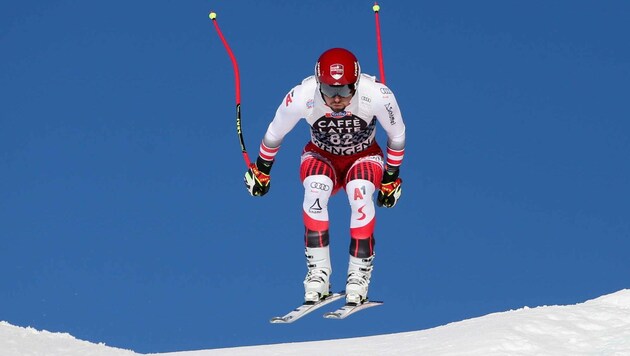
[[372, 2, 386, 85], [209, 11, 252, 168]]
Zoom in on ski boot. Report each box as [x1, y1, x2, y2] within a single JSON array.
[[345, 254, 374, 305], [303, 246, 332, 303]]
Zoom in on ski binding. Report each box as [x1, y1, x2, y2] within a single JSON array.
[[270, 292, 345, 324], [323, 300, 384, 319]]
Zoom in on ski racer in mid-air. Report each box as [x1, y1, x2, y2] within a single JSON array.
[[245, 48, 406, 305]]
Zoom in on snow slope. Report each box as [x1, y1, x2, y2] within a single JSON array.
[[2, 289, 630, 356]]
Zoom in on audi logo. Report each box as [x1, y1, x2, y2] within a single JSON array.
[[310, 182, 330, 191]]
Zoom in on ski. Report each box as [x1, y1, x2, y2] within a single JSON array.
[[323, 300, 384, 319], [270, 292, 345, 324]]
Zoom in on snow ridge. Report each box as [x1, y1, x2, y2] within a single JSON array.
[[2, 290, 630, 356]]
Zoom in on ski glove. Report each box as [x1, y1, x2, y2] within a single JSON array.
[[244, 157, 273, 196], [377, 166, 402, 208]]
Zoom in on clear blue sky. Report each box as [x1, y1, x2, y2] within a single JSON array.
[[1, 1, 629, 353]]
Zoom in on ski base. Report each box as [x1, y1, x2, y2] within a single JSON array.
[[323, 300, 384, 319], [270, 292, 344, 324]]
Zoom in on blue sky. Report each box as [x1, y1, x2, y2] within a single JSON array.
[[1, 0, 629, 353]]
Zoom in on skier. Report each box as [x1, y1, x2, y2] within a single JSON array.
[[244, 48, 406, 305]]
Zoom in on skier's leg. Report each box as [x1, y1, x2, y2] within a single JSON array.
[[300, 153, 335, 301], [345, 177, 376, 257], [344, 156, 383, 303], [300, 152, 336, 248], [345, 155, 383, 258]]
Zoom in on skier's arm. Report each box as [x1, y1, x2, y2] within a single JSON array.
[[244, 86, 306, 196], [374, 86, 406, 207], [375, 89, 406, 169], [260, 93, 305, 179]]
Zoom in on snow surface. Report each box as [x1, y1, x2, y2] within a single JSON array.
[[2, 290, 630, 356]]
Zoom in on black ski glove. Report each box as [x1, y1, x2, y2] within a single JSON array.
[[377, 166, 402, 208], [244, 156, 273, 196]]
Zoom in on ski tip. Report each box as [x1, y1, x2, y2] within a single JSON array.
[[323, 313, 342, 319], [269, 317, 290, 324]]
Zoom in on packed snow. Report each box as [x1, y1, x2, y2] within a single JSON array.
[[2, 289, 630, 356]]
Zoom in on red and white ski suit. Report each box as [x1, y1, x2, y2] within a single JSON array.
[[258, 74, 406, 258]]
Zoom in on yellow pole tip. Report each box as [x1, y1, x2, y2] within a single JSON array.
[[209, 12, 217, 20], [373, 4, 380, 12]]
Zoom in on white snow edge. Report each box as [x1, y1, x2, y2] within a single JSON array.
[[2, 289, 630, 356]]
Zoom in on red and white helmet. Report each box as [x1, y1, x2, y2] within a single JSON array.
[[315, 48, 361, 86]]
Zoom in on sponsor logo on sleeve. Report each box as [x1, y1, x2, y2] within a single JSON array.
[[285, 90, 294, 106], [384, 103, 396, 125]]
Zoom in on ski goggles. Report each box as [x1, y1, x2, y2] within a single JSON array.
[[319, 83, 356, 98]]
